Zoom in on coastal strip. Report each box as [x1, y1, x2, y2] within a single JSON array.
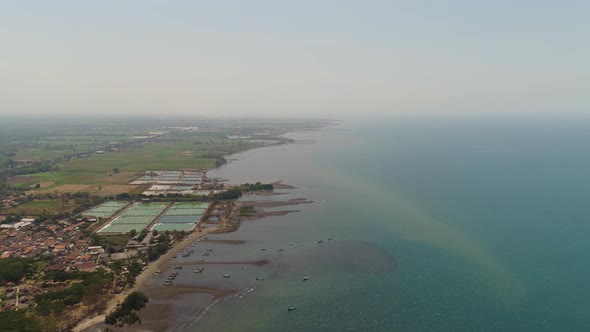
[[73, 225, 226, 332]]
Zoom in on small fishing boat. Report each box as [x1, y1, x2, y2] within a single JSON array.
[[223, 274, 231, 278], [302, 276, 310, 281], [318, 240, 323, 244], [256, 277, 264, 281], [288, 307, 297, 311]]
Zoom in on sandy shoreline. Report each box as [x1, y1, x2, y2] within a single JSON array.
[[238, 198, 311, 221], [73, 226, 223, 332]]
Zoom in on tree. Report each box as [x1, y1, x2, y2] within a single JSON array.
[[128, 311, 141, 324], [91, 233, 102, 246], [0, 257, 34, 284], [105, 291, 148, 326], [129, 229, 137, 237], [110, 260, 123, 274], [128, 261, 142, 277], [0, 311, 42, 331], [112, 167, 120, 174], [137, 229, 148, 242]]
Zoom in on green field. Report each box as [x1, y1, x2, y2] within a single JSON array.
[[17, 139, 259, 191], [0, 200, 77, 216], [1, 117, 329, 210], [14, 148, 74, 162]]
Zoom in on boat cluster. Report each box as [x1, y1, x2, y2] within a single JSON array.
[[162, 238, 329, 311], [181, 249, 195, 258], [163, 272, 179, 286]]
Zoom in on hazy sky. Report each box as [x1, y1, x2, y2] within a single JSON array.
[[1, 1, 588, 117]]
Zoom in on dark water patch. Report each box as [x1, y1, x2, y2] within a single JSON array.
[[285, 240, 396, 275], [143, 285, 234, 300]]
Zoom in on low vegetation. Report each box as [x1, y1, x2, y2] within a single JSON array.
[[0, 257, 38, 284], [90, 234, 131, 253], [36, 269, 113, 313], [105, 291, 149, 326], [0, 311, 43, 331], [239, 205, 255, 214]]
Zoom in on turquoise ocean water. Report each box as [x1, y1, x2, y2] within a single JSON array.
[[155, 115, 590, 331]]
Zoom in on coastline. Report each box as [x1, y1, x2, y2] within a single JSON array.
[[72, 197, 312, 332], [73, 225, 225, 332], [75, 197, 305, 331], [73, 125, 329, 332]]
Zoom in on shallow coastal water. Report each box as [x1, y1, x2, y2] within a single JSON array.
[[146, 116, 590, 331]]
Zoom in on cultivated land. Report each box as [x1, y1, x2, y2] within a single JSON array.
[[1, 116, 330, 216], [1, 199, 79, 215]]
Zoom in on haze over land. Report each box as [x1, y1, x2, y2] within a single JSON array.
[[1, 1, 589, 118], [3, 2, 590, 331]]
